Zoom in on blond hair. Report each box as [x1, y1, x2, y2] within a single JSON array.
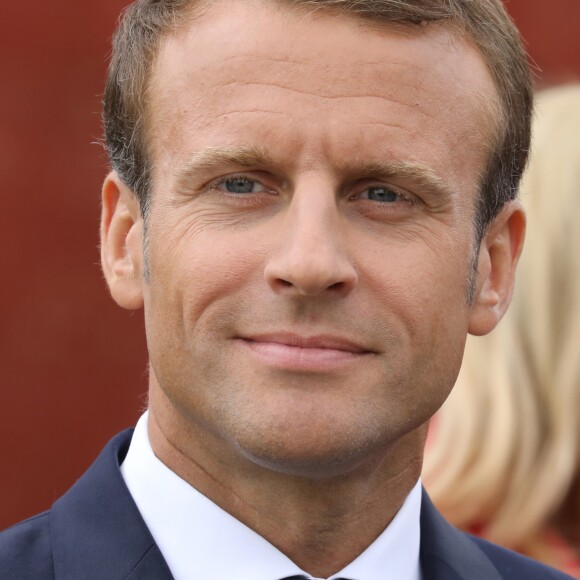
[[423, 85, 580, 562]]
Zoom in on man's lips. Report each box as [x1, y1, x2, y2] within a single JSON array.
[[241, 333, 374, 353], [236, 333, 376, 371]]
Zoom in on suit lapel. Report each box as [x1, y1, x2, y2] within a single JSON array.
[[50, 430, 173, 580], [420, 489, 502, 580], [47, 432, 506, 580]]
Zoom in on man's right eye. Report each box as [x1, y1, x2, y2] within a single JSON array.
[[217, 177, 265, 194]]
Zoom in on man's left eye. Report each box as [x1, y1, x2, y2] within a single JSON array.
[[361, 186, 403, 203], [218, 177, 265, 194]]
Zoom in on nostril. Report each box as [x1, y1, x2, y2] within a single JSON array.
[[327, 281, 345, 291], [264, 248, 358, 296]]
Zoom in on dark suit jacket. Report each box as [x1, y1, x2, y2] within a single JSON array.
[[0, 430, 574, 579]]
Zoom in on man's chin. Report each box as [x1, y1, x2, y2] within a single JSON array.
[[229, 423, 394, 480]]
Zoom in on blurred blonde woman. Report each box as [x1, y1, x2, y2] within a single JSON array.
[[423, 84, 580, 577]]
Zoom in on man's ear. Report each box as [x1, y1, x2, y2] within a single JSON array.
[[100, 171, 145, 310], [468, 200, 526, 336]]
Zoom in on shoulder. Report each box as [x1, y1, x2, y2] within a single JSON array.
[[0, 511, 54, 579], [470, 534, 575, 579], [420, 489, 575, 579], [0, 429, 135, 580]]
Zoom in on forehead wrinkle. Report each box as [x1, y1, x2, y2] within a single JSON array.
[[194, 109, 293, 133], [207, 53, 414, 72], [217, 79, 428, 103], [205, 52, 434, 102]]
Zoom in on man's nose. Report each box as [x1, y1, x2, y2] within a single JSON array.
[[264, 187, 358, 298]]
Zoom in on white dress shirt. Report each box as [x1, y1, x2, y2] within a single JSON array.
[[121, 412, 423, 580]]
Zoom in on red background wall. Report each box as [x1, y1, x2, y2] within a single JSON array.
[[1, 0, 579, 529]]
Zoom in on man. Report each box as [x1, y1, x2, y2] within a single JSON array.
[[0, 0, 571, 579]]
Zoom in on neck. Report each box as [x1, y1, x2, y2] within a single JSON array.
[[147, 399, 425, 578]]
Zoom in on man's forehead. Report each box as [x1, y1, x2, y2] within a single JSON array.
[[151, 0, 496, 106], [146, 0, 499, 177]]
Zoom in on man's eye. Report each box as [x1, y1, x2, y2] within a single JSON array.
[[218, 177, 265, 194], [361, 186, 404, 203]]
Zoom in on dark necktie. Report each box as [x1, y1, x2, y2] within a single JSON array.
[[281, 576, 351, 580]]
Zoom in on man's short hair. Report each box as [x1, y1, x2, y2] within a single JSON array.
[[103, 0, 533, 240]]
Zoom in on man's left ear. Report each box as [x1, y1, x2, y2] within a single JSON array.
[[468, 200, 526, 336]]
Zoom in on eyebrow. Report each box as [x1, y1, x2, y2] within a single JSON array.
[[174, 146, 455, 200], [175, 146, 276, 193], [352, 160, 456, 200]]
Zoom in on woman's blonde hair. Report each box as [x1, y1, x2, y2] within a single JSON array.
[[423, 85, 580, 560]]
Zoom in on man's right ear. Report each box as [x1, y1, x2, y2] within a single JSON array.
[[100, 171, 145, 310]]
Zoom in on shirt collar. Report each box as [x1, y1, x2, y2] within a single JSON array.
[[121, 412, 422, 580]]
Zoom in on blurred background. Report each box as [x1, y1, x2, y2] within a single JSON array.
[[1, 0, 579, 529]]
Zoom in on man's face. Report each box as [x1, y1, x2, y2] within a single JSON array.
[[131, 1, 500, 476]]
